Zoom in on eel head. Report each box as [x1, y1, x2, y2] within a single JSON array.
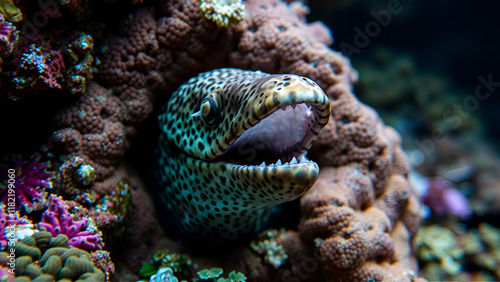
[[159, 68, 330, 197]]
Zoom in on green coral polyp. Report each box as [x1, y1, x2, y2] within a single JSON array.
[[197, 267, 223, 279], [199, 0, 246, 27]]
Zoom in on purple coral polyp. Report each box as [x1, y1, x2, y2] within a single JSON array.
[[0, 155, 53, 212], [38, 195, 103, 251]]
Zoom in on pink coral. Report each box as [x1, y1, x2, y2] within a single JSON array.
[[12, 44, 66, 90], [0, 154, 53, 212], [38, 194, 103, 251], [0, 13, 18, 57]]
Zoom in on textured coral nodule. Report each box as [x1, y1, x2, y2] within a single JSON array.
[[199, 0, 246, 27]]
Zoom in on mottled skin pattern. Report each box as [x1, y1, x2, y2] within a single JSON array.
[[158, 68, 330, 243]]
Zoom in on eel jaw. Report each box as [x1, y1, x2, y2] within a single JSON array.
[[215, 101, 325, 188], [215, 73, 329, 189], [218, 103, 318, 166]]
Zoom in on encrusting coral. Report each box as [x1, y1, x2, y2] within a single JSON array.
[[298, 128, 422, 281], [37, 195, 103, 251]]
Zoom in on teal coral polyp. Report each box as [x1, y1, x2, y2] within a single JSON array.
[[199, 0, 246, 27]]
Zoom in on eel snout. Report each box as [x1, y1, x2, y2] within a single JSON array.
[[219, 74, 330, 167], [157, 69, 331, 242]]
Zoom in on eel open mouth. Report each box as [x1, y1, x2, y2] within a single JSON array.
[[218, 102, 321, 167]]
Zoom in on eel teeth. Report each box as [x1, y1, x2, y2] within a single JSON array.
[[276, 159, 282, 166], [306, 106, 313, 117], [290, 157, 298, 164], [260, 161, 266, 167]]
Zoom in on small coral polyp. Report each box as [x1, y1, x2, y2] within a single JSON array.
[[200, 0, 246, 27], [59, 156, 98, 204], [38, 195, 103, 251]]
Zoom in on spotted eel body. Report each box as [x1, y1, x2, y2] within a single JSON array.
[[158, 68, 330, 243]]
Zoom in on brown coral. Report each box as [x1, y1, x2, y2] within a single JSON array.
[[299, 125, 422, 281]]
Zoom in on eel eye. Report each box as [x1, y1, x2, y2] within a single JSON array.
[[201, 99, 218, 124]]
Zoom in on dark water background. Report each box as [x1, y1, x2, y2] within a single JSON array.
[[309, 0, 500, 152]]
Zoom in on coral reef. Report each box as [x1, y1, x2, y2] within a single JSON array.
[[92, 177, 131, 244], [250, 229, 288, 269], [150, 267, 178, 282], [416, 224, 463, 280], [0, 154, 54, 212], [90, 250, 115, 281], [300, 131, 422, 281], [48, 82, 130, 186], [63, 32, 100, 95], [12, 44, 66, 91], [138, 249, 192, 281], [200, 0, 246, 27], [416, 222, 500, 281], [0, 231, 105, 281], [0, 12, 99, 100], [58, 156, 98, 204], [37, 195, 103, 251], [0, 0, 432, 280]]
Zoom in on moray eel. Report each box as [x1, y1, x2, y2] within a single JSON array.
[[158, 68, 330, 243]]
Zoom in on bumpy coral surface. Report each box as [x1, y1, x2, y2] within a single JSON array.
[[200, 0, 246, 27], [1, 231, 105, 281], [22, 0, 425, 280], [49, 82, 130, 186]]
